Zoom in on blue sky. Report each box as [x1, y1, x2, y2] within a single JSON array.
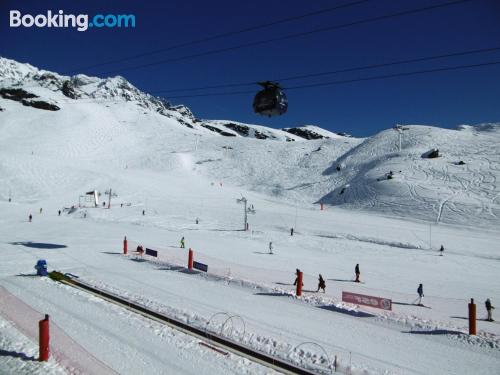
[[1, 0, 500, 136]]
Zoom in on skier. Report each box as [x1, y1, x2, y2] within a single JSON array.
[[486, 298, 495, 322], [417, 284, 424, 306], [439, 245, 444, 256], [58, 210, 61, 216], [39, 208, 43, 214], [136, 245, 144, 255], [142, 209, 145, 216], [317, 274, 326, 293], [293, 269, 303, 286], [290, 228, 294, 236], [196, 217, 199, 224], [269, 241, 273, 254], [180, 236, 185, 249], [29, 214, 32, 222], [355, 264, 360, 282]]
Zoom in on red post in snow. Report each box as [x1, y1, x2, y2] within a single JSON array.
[[296, 272, 303, 297], [188, 248, 194, 270], [123, 236, 128, 255], [39, 314, 50, 361], [469, 298, 477, 335]]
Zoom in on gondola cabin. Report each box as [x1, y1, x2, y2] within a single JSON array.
[[253, 81, 288, 117]]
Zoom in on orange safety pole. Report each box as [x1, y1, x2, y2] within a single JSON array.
[[188, 248, 194, 270], [468, 298, 477, 335], [123, 236, 128, 255], [296, 271, 303, 297], [39, 314, 50, 361]]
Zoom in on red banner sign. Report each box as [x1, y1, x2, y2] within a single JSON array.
[[342, 291, 392, 311]]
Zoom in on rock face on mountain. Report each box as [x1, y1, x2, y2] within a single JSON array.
[[0, 88, 60, 111]]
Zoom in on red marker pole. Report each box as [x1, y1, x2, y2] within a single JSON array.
[[296, 272, 303, 297], [123, 236, 128, 255], [188, 248, 194, 270], [39, 314, 50, 361], [469, 298, 477, 335]]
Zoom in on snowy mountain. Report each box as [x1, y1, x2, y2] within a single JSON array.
[[1, 56, 499, 227]]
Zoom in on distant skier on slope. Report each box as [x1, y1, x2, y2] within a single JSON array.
[[317, 274, 326, 293], [355, 264, 360, 282], [439, 245, 444, 256], [269, 241, 273, 254], [417, 284, 424, 306], [180, 236, 185, 249], [58, 210, 61, 216], [293, 269, 303, 286], [29, 214, 32, 222], [486, 298, 495, 321], [290, 228, 294, 236]]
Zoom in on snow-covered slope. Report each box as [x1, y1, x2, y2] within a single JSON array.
[[319, 124, 500, 226], [1, 57, 500, 375], [1, 56, 499, 227]]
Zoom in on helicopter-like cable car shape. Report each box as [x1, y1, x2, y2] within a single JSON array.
[[253, 81, 288, 117]]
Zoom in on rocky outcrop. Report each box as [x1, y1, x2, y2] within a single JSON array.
[[200, 123, 236, 137], [283, 127, 329, 140], [22, 100, 60, 111], [62, 80, 79, 99], [0, 88, 60, 111], [223, 123, 270, 139]]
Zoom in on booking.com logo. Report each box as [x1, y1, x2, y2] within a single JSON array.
[[9, 10, 136, 32]]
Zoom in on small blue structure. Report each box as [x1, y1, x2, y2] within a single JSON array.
[[35, 259, 48, 276]]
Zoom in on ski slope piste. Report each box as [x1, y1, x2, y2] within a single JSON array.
[[0, 56, 499, 375]]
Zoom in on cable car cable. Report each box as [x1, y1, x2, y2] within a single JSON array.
[[64, 0, 373, 74], [163, 59, 500, 99], [153, 45, 500, 93], [96, 0, 472, 76]]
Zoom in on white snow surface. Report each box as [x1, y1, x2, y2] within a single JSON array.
[[1, 57, 500, 374]]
